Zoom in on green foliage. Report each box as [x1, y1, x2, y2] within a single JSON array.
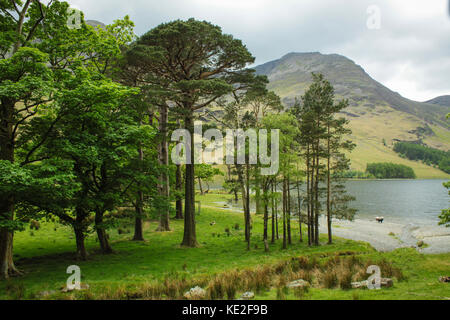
[[127, 18, 256, 115], [126, 18, 257, 245], [35, 74, 158, 237], [195, 164, 223, 181], [366, 162, 416, 179], [438, 181, 450, 227], [393, 142, 450, 173], [291, 73, 357, 244], [0, 159, 80, 231], [0, 1, 154, 259], [333, 170, 374, 179]]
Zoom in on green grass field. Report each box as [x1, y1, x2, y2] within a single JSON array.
[[1, 192, 449, 300]]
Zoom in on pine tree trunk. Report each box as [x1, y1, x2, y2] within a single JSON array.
[[306, 147, 311, 246], [314, 141, 320, 246], [133, 146, 145, 241], [263, 184, 268, 241], [287, 177, 292, 245], [282, 178, 287, 249], [245, 164, 251, 250], [297, 179, 303, 242], [327, 124, 332, 244], [255, 172, 261, 215], [309, 144, 315, 245], [133, 201, 145, 241], [175, 164, 183, 219], [236, 165, 248, 238], [157, 104, 170, 232], [271, 182, 275, 243], [175, 119, 183, 220], [275, 197, 279, 240], [181, 114, 197, 247], [263, 202, 268, 241], [235, 163, 251, 245]]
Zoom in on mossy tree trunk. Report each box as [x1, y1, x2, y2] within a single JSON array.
[[0, 102, 20, 279]]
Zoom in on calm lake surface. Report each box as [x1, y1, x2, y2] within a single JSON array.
[[344, 179, 449, 225], [212, 179, 449, 226]]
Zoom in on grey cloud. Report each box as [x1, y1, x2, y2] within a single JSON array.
[[67, 0, 450, 101]]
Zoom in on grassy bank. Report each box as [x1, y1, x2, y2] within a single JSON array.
[[1, 193, 449, 300]]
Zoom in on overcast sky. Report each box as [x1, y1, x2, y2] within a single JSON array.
[[66, 0, 450, 102]]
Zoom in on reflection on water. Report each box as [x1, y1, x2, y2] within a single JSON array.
[[344, 179, 449, 225]]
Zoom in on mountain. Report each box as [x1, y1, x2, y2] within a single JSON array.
[[426, 95, 450, 107], [255, 52, 450, 178], [85, 20, 106, 28]]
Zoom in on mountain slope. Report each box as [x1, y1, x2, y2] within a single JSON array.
[[255, 52, 450, 178], [426, 95, 450, 107]]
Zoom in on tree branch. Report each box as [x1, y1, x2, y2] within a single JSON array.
[[24, 0, 45, 45], [20, 113, 62, 166]]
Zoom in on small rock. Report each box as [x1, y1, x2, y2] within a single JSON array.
[[351, 280, 368, 289], [381, 278, 393, 288], [39, 290, 56, 297], [417, 240, 424, 247], [286, 279, 310, 288], [241, 291, 255, 300], [351, 278, 393, 289], [184, 286, 206, 300], [61, 283, 89, 293], [439, 276, 450, 283]]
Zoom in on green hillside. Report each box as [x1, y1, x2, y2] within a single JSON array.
[[255, 52, 450, 179], [426, 95, 450, 107]]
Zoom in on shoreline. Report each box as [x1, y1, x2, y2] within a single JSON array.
[[207, 198, 450, 254], [345, 178, 448, 181], [323, 217, 450, 254]]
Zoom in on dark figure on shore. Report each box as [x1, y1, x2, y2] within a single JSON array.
[[376, 216, 384, 223]]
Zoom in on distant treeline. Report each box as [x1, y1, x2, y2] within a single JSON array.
[[333, 170, 374, 179], [393, 142, 450, 174], [366, 162, 416, 179]]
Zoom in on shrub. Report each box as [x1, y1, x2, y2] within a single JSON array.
[[5, 282, 26, 300], [207, 277, 225, 300], [293, 286, 309, 298], [320, 271, 338, 289], [276, 287, 286, 300], [337, 268, 353, 290]]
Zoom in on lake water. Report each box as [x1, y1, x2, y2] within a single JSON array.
[[214, 179, 449, 227], [344, 179, 449, 226]]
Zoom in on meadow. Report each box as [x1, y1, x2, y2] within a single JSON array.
[[1, 192, 449, 300]]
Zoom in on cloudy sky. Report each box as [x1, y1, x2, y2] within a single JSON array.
[[66, 0, 450, 102]]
